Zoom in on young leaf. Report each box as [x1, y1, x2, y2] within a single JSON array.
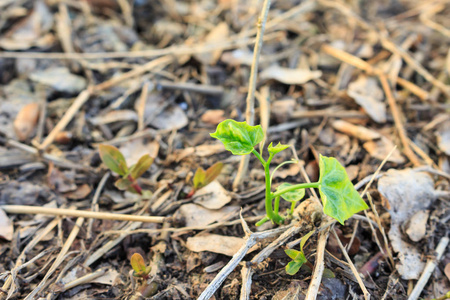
[[98, 144, 128, 176], [210, 119, 263, 155], [268, 142, 290, 155], [129, 154, 153, 180], [286, 261, 304, 275], [300, 230, 314, 252], [204, 162, 224, 186], [114, 177, 133, 191], [318, 155, 369, 224], [130, 253, 147, 275], [285, 249, 305, 261], [276, 182, 305, 202], [193, 167, 206, 190]]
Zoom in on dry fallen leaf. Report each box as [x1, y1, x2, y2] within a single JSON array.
[[260, 65, 322, 85], [177, 204, 239, 227], [436, 120, 450, 155], [119, 139, 159, 166], [347, 75, 386, 123], [0, 208, 13, 241], [404, 210, 429, 242], [64, 184, 92, 200], [0, 0, 54, 50], [149, 105, 188, 130], [201, 110, 227, 125], [186, 234, 258, 256], [29, 67, 87, 94], [378, 169, 437, 279], [13, 102, 40, 141], [194, 180, 232, 210], [271, 99, 296, 123], [194, 22, 229, 65], [363, 136, 405, 164]]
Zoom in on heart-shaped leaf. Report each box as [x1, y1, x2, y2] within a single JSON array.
[[129, 155, 153, 180], [318, 155, 368, 224], [276, 182, 305, 202], [268, 142, 290, 155], [98, 144, 128, 175], [210, 119, 263, 155]]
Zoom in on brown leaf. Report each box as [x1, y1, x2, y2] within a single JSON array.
[[64, 184, 92, 200], [13, 102, 40, 141], [260, 65, 322, 85]]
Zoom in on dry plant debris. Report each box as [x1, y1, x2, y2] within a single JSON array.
[[0, 0, 449, 299]]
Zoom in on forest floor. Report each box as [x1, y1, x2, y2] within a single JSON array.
[[0, 0, 449, 299]]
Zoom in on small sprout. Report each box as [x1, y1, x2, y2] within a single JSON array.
[[285, 230, 314, 275], [130, 253, 151, 278], [98, 144, 128, 176], [98, 144, 153, 196], [193, 162, 224, 190], [211, 119, 368, 226]]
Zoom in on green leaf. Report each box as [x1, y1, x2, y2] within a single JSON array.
[[300, 230, 314, 252], [193, 167, 206, 190], [193, 162, 224, 190], [130, 253, 147, 275], [114, 177, 133, 191], [286, 261, 304, 275], [268, 142, 290, 155], [129, 155, 153, 180], [98, 144, 128, 176], [210, 119, 264, 155], [285, 249, 305, 261], [318, 155, 369, 224], [322, 268, 335, 278], [276, 183, 306, 202]]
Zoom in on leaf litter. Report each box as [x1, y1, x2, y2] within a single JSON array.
[[0, 0, 449, 299]]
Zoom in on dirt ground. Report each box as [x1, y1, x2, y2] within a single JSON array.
[[0, 0, 449, 299]]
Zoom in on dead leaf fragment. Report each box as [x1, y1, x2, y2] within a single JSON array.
[[177, 204, 239, 227], [150, 105, 188, 130], [436, 120, 450, 155], [363, 136, 405, 164], [13, 102, 40, 141], [186, 234, 256, 256], [378, 169, 437, 279], [404, 210, 429, 242], [0, 208, 13, 241], [445, 263, 450, 281], [332, 120, 380, 141], [29, 67, 87, 94], [64, 184, 92, 200], [201, 110, 226, 125], [194, 180, 231, 209], [194, 22, 229, 65], [348, 75, 386, 123], [260, 65, 322, 85]]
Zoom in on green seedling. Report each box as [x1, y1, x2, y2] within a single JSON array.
[[98, 144, 153, 197], [285, 230, 314, 275], [210, 119, 368, 226], [186, 162, 224, 198], [130, 253, 158, 298]]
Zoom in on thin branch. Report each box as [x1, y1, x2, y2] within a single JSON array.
[[331, 228, 370, 300], [1, 205, 166, 223], [305, 226, 330, 300], [233, 0, 272, 190], [408, 237, 449, 300]]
